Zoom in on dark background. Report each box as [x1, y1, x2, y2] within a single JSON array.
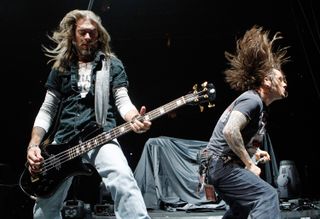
[[1, 0, 320, 216]]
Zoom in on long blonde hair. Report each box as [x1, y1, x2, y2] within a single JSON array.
[[43, 9, 113, 72]]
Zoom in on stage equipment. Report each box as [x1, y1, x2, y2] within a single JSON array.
[[277, 160, 301, 200], [92, 182, 115, 216], [62, 199, 90, 219]]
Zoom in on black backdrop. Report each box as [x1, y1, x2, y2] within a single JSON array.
[[1, 0, 320, 207]]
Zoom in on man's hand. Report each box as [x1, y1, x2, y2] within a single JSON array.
[[254, 149, 270, 165], [130, 106, 152, 134], [27, 146, 43, 174], [246, 162, 262, 176]]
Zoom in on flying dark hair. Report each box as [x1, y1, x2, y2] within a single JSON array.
[[224, 25, 289, 91]]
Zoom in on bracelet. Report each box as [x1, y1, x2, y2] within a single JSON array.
[[27, 144, 39, 150]]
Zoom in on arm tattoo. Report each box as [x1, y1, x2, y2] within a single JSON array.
[[223, 110, 253, 166]]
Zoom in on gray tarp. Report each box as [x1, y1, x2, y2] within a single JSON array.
[[134, 136, 215, 209]]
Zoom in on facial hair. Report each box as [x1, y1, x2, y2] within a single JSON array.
[[75, 40, 98, 62]]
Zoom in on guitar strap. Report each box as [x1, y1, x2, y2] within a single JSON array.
[[94, 55, 111, 127]]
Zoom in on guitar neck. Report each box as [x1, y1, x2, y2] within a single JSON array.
[[70, 94, 191, 156], [109, 95, 188, 138]]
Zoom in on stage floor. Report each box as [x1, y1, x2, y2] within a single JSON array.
[[2, 201, 320, 219], [89, 199, 320, 219], [1, 193, 320, 219], [89, 208, 320, 219]]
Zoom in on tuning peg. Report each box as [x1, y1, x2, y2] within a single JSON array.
[[208, 102, 215, 108], [201, 81, 208, 88], [199, 105, 204, 112], [193, 83, 198, 92]]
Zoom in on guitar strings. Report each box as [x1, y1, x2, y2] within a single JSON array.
[[38, 122, 130, 174], [37, 94, 195, 174]]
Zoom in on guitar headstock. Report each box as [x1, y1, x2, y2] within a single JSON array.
[[186, 81, 216, 111]]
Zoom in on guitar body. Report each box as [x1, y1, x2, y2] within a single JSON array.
[[19, 122, 102, 199], [20, 155, 93, 199]]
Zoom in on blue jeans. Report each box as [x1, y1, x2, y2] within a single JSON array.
[[208, 158, 280, 219], [33, 141, 150, 219]]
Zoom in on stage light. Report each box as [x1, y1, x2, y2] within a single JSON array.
[[277, 160, 301, 200]]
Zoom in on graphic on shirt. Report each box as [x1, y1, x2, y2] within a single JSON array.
[[78, 62, 93, 98]]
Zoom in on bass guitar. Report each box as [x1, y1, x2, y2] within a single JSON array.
[[19, 81, 216, 199]]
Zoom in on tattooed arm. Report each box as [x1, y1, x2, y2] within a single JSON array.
[[223, 110, 261, 176]]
